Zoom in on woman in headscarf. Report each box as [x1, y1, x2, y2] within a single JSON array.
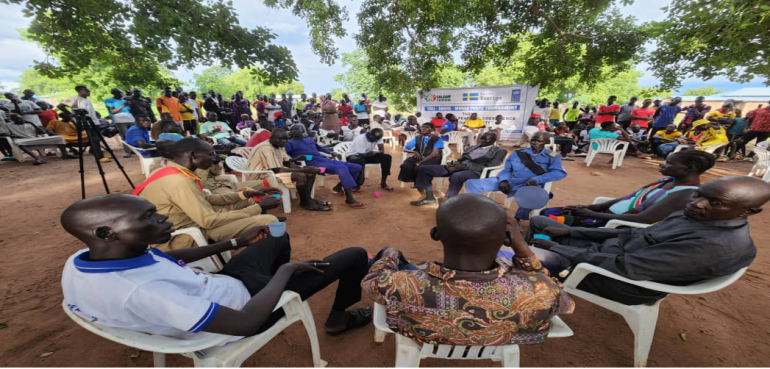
[[321, 93, 341, 131]]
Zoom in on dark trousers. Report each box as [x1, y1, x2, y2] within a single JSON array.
[[84, 125, 104, 160], [415, 165, 479, 198], [347, 153, 392, 186], [553, 136, 573, 155], [618, 120, 632, 130], [218, 234, 369, 333], [183, 120, 196, 136]]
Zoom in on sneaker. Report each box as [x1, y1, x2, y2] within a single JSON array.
[[716, 156, 729, 162], [99, 157, 112, 163], [2, 155, 15, 161]]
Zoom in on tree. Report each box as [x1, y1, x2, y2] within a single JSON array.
[[350, 0, 647, 98], [682, 87, 725, 97], [17, 63, 178, 103], [6, 0, 311, 87], [190, 67, 304, 100], [647, 0, 770, 89]]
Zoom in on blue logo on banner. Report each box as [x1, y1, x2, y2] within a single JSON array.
[[423, 105, 522, 112], [511, 89, 521, 102]]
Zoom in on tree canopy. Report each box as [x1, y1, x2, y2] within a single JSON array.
[[646, 0, 769, 89], [682, 87, 726, 97], [191, 67, 304, 100]]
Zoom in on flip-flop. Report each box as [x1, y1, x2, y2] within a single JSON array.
[[381, 186, 395, 192], [325, 308, 373, 336], [352, 189, 363, 194], [331, 190, 345, 197], [410, 199, 437, 206], [347, 202, 367, 209]]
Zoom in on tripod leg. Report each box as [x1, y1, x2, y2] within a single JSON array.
[[76, 124, 86, 199], [88, 119, 136, 189]]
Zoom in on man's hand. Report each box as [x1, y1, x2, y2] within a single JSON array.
[[259, 196, 282, 209], [364, 151, 377, 157], [498, 180, 512, 194], [566, 207, 597, 217], [542, 227, 570, 238], [244, 188, 281, 198], [279, 260, 329, 275], [524, 179, 538, 186], [331, 152, 342, 160], [291, 156, 307, 162], [235, 226, 269, 247], [531, 239, 558, 249]]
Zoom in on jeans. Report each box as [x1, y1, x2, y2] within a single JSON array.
[[657, 142, 679, 158], [218, 234, 369, 333], [217, 137, 248, 146]]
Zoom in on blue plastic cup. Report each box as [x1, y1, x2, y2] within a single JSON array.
[[533, 234, 552, 241], [305, 154, 313, 161], [268, 222, 286, 237]]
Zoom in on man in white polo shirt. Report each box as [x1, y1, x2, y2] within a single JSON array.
[[61, 194, 372, 339], [345, 128, 394, 192]]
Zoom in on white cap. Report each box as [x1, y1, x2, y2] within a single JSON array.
[[653, 97, 663, 101]]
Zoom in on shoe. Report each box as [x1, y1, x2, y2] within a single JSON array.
[[277, 216, 287, 222], [123, 152, 132, 158], [1, 156, 15, 161], [100, 157, 112, 163], [716, 156, 729, 162]]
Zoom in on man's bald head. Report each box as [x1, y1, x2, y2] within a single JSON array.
[[61, 195, 173, 254], [434, 194, 507, 256], [685, 176, 770, 221]]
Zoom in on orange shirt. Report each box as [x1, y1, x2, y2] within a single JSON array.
[[155, 96, 182, 122]]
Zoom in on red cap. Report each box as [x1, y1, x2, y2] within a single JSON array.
[[274, 111, 283, 118], [531, 113, 541, 118]]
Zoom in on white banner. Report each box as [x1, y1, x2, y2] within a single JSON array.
[[416, 84, 539, 141]]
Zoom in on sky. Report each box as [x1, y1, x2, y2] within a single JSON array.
[[0, 0, 764, 95]]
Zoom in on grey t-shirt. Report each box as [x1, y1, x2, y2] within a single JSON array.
[[617, 104, 638, 122]]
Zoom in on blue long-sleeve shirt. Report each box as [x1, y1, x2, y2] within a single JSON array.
[[285, 137, 331, 158], [498, 148, 566, 196]]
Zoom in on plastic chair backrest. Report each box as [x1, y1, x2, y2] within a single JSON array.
[[225, 156, 249, 172], [589, 138, 625, 152], [447, 131, 464, 144], [333, 142, 352, 155], [120, 139, 155, 157]]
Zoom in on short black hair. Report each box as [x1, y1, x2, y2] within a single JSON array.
[[75, 85, 87, 91], [600, 121, 614, 129], [609, 95, 617, 100], [134, 114, 149, 121], [421, 123, 434, 129], [161, 121, 178, 132], [172, 137, 208, 158], [671, 150, 716, 174]]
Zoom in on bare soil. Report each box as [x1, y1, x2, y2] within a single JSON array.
[[1, 142, 768, 367]]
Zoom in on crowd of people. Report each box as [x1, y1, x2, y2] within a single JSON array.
[[3, 83, 770, 363]]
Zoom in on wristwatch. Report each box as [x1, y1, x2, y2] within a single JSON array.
[[230, 239, 239, 249]]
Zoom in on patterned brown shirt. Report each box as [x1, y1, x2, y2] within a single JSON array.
[[362, 248, 574, 346]]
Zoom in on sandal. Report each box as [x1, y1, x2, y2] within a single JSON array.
[[331, 190, 345, 197], [325, 308, 373, 336], [381, 185, 395, 192], [347, 202, 367, 209], [352, 188, 363, 194]]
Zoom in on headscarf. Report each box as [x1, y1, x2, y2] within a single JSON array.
[[692, 119, 710, 128]]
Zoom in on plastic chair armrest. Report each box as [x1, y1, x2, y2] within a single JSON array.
[[592, 197, 615, 204], [215, 174, 238, 185], [604, 220, 652, 229], [564, 263, 711, 294]]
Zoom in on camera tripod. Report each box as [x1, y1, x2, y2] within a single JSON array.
[[71, 110, 135, 199]]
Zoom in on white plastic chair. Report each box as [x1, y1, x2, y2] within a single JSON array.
[[224, 156, 294, 213], [545, 136, 558, 152], [447, 131, 466, 154], [372, 302, 572, 367], [382, 130, 396, 149], [121, 139, 161, 179], [563, 263, 748, 367], [585, 138, 629, 169], [63, 292, 326, 367], [4, 137, 26, 162], [239, 129, 254, 141], [672, 142, 728, 154], [747, 146, 770, 182]]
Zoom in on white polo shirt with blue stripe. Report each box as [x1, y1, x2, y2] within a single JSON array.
[[62, 248, 250, 343]]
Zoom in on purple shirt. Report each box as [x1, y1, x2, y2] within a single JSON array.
[[682, 103, 712, 124], [230, 99, 252, 118]]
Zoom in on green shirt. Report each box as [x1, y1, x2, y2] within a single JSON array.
[[564, 107, 581, 122], [199, 121, 232, 140]]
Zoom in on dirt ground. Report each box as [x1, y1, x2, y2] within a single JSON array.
[[1, 141, 769, 367]]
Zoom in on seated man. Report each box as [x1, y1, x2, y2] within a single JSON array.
[[651, 124, 684, 157], [248, 128, 331, 211], [45, 112, 86, 155], [151, 112, 177, 140], [465, 131, 567, 219], [158, 120, 186, 141], [61, 194, 373, 340], [340, 116, 363, 141], [628, 123, 650, 153], [681, 119, 729, 153], [200, 112, 248, 146], [125, 115, 159, 158], [526, 176, 770, 305], [133, 138, 282, 250], [345, 128, 394, 192], [285, 125, 365, 209], [589, 121, 651, 159], [362, 194, 574, 346], [0, 105, 73, 165], [411, 132, 506, 206]]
